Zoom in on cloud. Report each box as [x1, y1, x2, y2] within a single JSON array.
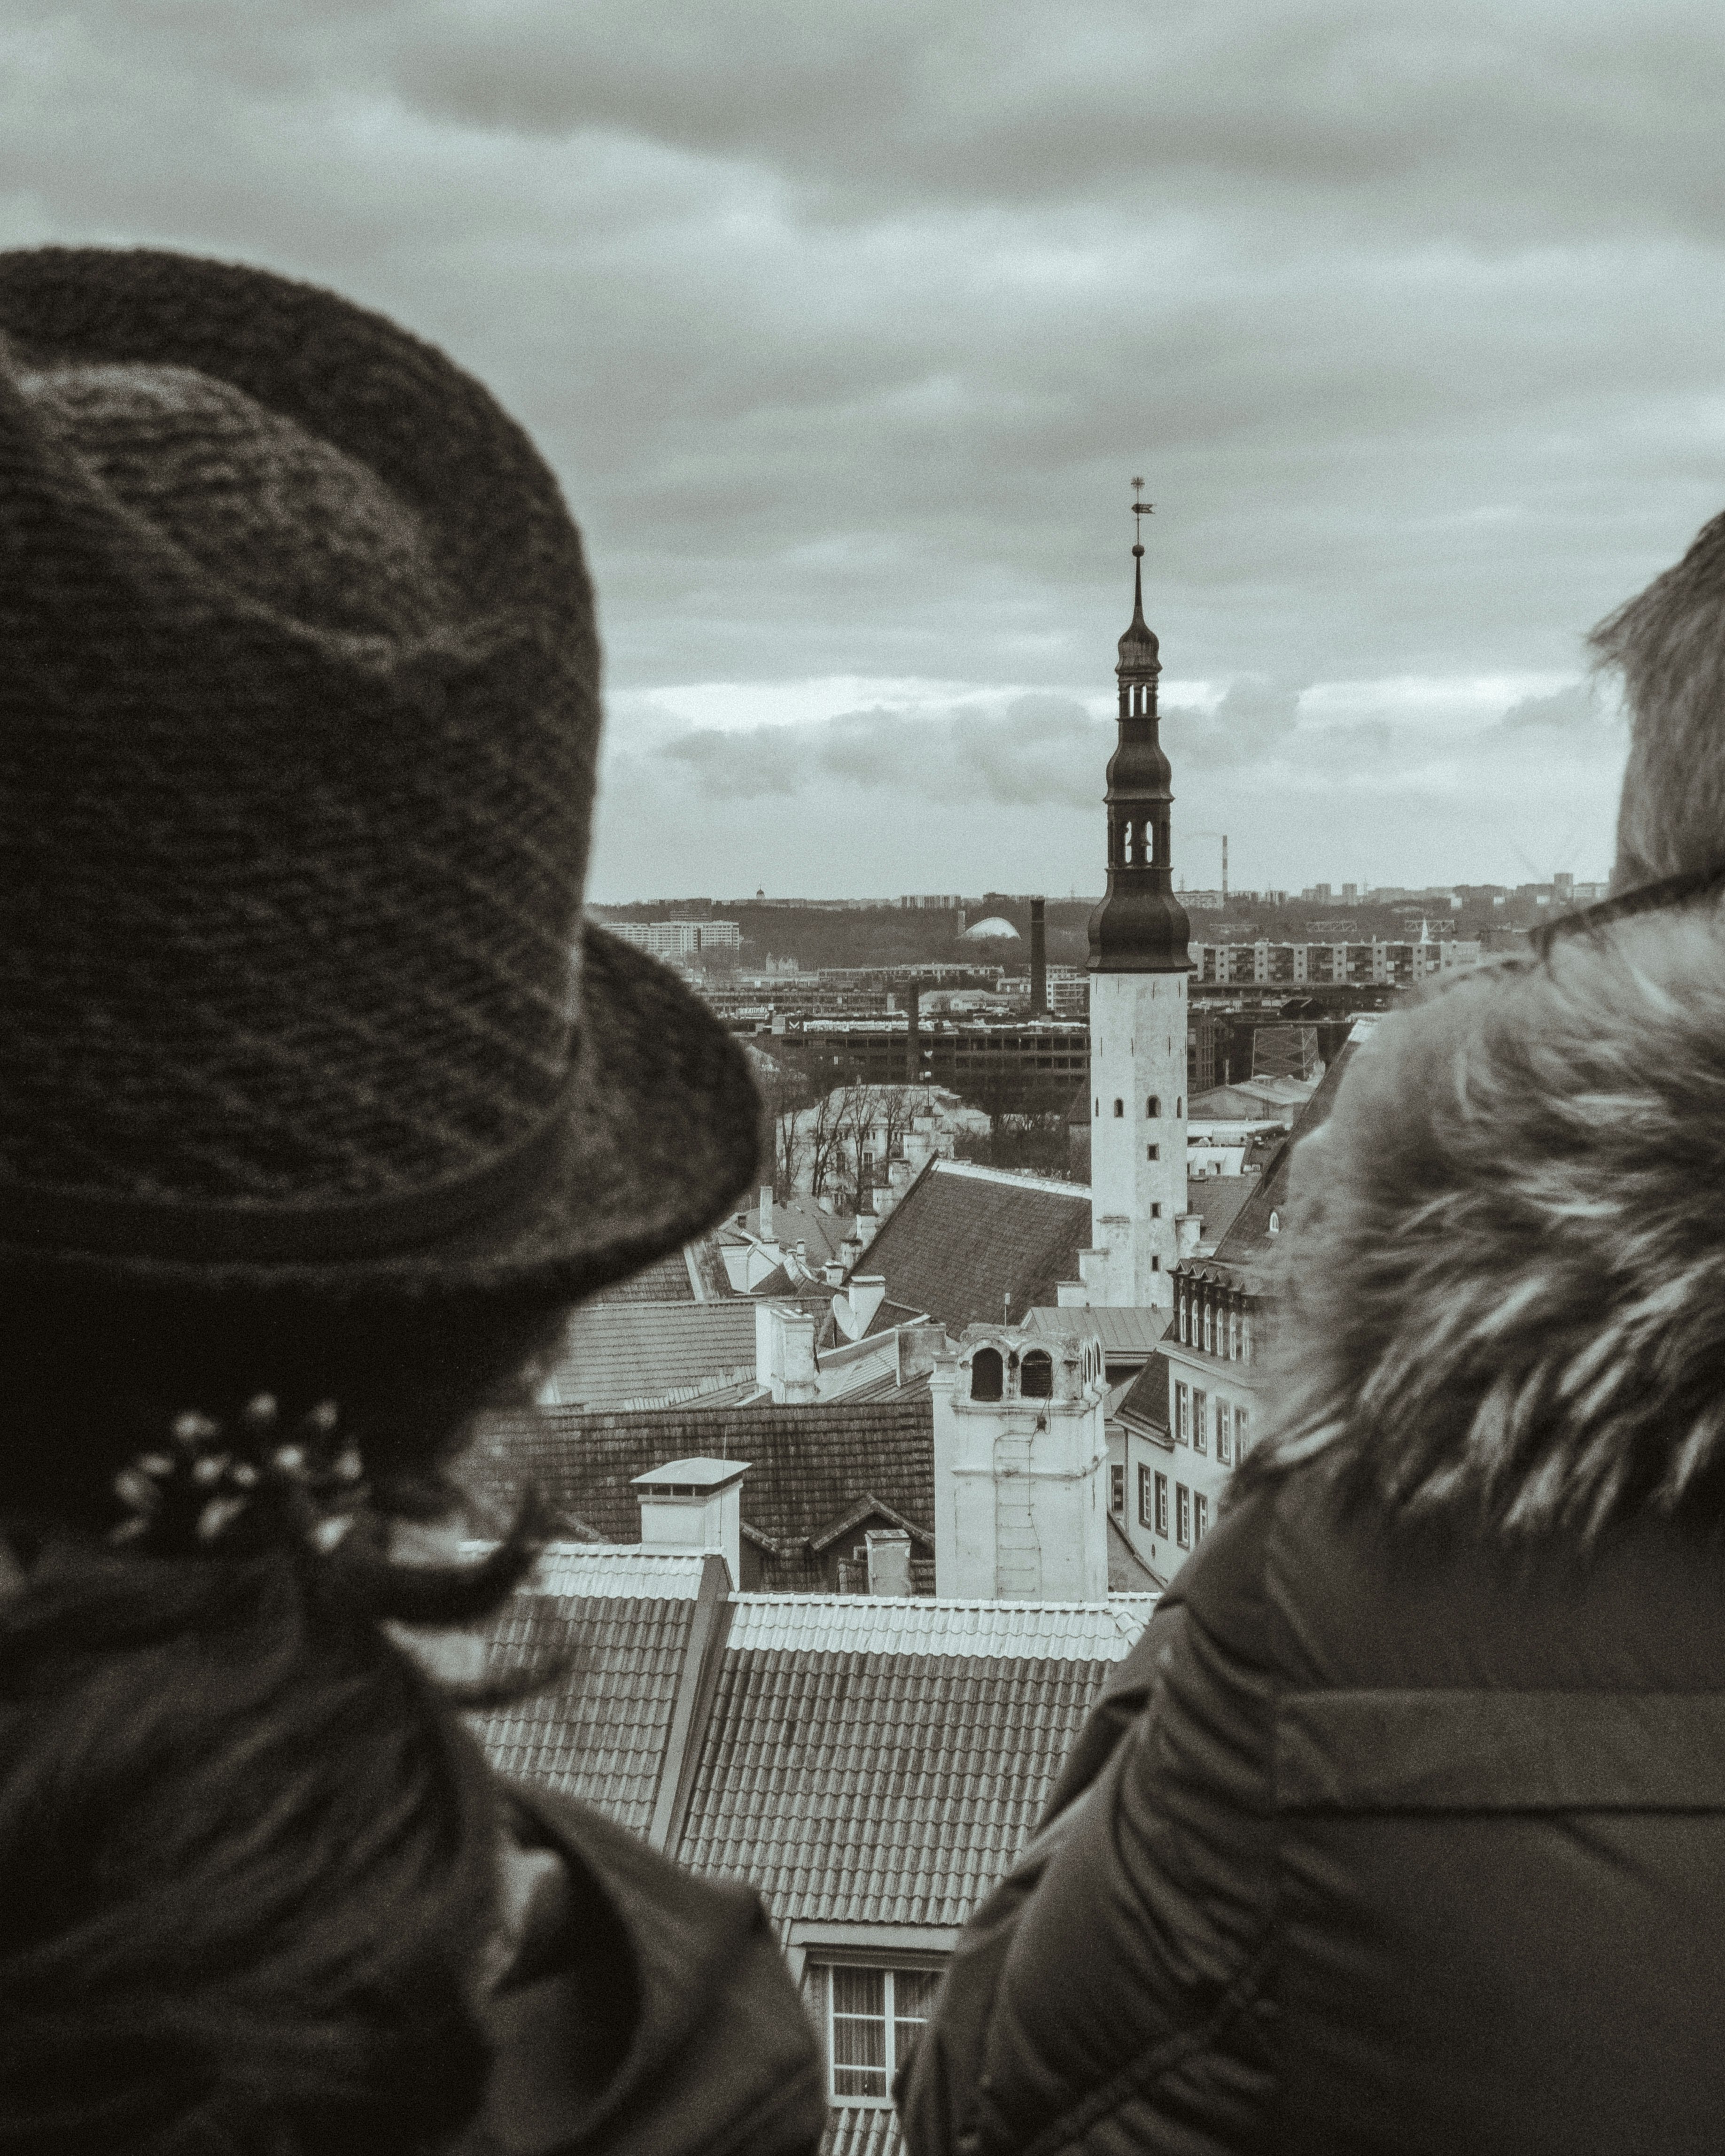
[[0, 0, 1691, 890]]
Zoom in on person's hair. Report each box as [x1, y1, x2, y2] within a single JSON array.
[[1591, 509, 1725, 892], [0, 1277, 570, 2155]]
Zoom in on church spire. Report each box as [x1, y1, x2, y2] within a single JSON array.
[[1087, 482, 1190, 974]]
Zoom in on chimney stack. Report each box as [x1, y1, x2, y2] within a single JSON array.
[[632, 1458, 749, 1588], [1030, 896, 1047, 1016], [758, 1184, 774, 1242], [905, 981, 921, 1085], [864, 1528, 913, 1597]]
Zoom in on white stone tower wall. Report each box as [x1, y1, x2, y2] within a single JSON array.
[[1088, 969, 1189, 1308]]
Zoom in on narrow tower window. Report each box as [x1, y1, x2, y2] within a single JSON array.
[[1146, 1144, 1159, 1161], [1113, 1099, 1124, 1118], [1146, 1095, 1160, 1117]]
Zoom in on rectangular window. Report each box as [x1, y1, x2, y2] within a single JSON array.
[[1217, 1401, 1233, 1466], [1150, 1202, 1162, 1219], [1138, 1463, 1152, 1527], [1178, 1294, 1188, 1344], [1242, 1314, 1253, 1363], [1111, 1463, 1125, 1514], [1228, 1311, 1239, 1361], [1146, 1144, 1159, 1161], [1176, 1482, 1191, 1547], [1192, 1389, 1208, 1454], [1176, 1383, 1189, 1444], [1154, 1471, 1169, 1536], [829, 1966, 936, 2100], [1202, 1304, 1213, 1354], [1195, 1492, 1210, 1540], [1235, 1405, 1250, 1458]]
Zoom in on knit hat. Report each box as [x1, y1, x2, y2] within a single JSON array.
[[0, 247, 759, 1295]]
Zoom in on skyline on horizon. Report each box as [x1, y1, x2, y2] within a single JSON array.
[[8, 2, 1697, 900]]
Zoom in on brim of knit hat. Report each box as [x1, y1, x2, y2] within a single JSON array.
[[0, 924, 761, 1298]]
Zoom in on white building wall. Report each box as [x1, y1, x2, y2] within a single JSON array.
[[1087, 970, 1189, 1309], [931, 1334, 1110, 1600]]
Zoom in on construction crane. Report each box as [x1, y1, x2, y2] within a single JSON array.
[[1189, 831, 1228, 900]]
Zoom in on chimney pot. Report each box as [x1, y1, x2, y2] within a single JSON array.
[[865, 1528, 913, 1598]]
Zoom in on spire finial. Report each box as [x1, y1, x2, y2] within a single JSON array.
[[1129, 476, 1151, 616]]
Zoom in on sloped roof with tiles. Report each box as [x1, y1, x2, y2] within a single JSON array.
[[677, 1594, 1152, 1928], [475, 1553, 714, 1837], [469, 1398, 936, 1590], [590, 1245, 699, 1303], [537, 1299, 759, 1411], [1115, 1351, 1171, 1437], [859, 1161, 1091, 1332]]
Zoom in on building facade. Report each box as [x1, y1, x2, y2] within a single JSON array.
[[1084, 522, 1192, 1308]]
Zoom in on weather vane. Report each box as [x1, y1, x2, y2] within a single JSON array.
[[1131, 475, 1153, 555]]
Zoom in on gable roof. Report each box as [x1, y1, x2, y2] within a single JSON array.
[[859, 1160, 1091, 1331], [1184, 1174, 1255, 1251], [537, 1299, 759, 1411], [469, 1397, 936, 1590], [677, 1593, 1150, 1928]]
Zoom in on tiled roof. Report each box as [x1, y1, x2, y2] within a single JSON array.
[[470, 1398, 936, 1591], [537, 1299, 759, 1410], [588, 1246, 697, 1303], [860, 1161, 1091, 1331], [525, 1546, 709, 1598], [730, 1197, 856, 1269], [726, 1594, 1151, 1659], [680, 1636, 1120, 1926], [1115, 1351, 1170, 1434], [474, 1589, 697, 1837], [826, 2105, 901, 2156]]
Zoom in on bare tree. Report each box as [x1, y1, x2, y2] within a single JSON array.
[[803, 1083, 850, 1204], [753, 1050, 813, 1202]]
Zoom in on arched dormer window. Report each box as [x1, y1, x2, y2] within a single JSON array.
[[1021, 1349, 1053, 1399], [970, 1348, 1003, 1402], [1178, 1291, 1189, 1344]]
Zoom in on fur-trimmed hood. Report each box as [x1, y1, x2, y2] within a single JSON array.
[[1251, 895, 1725, 1542]]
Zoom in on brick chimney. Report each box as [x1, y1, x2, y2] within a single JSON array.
[[1030, 895, 1047, 1016]]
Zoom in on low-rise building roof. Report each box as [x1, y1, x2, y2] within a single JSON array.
[[859, 1159, 1091, 1331]]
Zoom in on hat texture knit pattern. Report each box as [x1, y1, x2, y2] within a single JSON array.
[[0, 248, 758, 1292]]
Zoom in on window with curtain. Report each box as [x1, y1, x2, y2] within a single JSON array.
[[829, 1966, 938, 2100]]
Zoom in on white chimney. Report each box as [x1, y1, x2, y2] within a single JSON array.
[[841, 1229, 865, 1268], [632, 1458, 749, 1587], [847, 1274, 886, 1337], [769, 1308, 818, 1404], [759, 1184, 774, 1241], [823, 1259, 847, 1287], [864, 1528, 912, 1597]]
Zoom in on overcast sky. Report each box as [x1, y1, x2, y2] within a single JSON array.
[[7, 1, 1722, 898]]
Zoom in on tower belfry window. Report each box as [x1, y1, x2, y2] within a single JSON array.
[[1113, 1099, 1124, 1118], [970, 1349, 1003, 1402]]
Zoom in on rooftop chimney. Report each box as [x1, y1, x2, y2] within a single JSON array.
[[764, 1306, 818, 1404], [864, 1528, 912, 1598], [758, 1184, 774, 1242], [632, 1457, 749, 1588], [1030, 896, 1047, 1016]]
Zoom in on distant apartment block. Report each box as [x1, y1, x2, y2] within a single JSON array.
[[609, 919, 742, 961], [899, 894, 965, 909], [1190, 938, 1484, 989]]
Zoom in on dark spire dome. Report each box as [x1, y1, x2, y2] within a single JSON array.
[[1088, 483, 1190, 974]]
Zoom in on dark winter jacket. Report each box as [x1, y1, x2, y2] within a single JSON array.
[[462, 1782, 825, 2156], [901, 902, 1725, 2156]]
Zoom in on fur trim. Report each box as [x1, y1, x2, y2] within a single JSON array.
[[1248, 894, 1725, 1542]]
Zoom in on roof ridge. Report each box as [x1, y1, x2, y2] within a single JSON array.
[[935, 1159, 1091, 1199]]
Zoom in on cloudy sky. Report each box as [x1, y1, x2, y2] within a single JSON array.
[[7, 1, 1722, 898]]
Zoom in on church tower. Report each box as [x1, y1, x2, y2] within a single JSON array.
[[1085, 484, 1190, 1309]]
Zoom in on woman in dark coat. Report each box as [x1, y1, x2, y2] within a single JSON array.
[[0, 248, 823, 2156], [901, 517, 1725, 2156]]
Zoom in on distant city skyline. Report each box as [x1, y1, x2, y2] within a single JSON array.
[[6, 4, 1692, 899]]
